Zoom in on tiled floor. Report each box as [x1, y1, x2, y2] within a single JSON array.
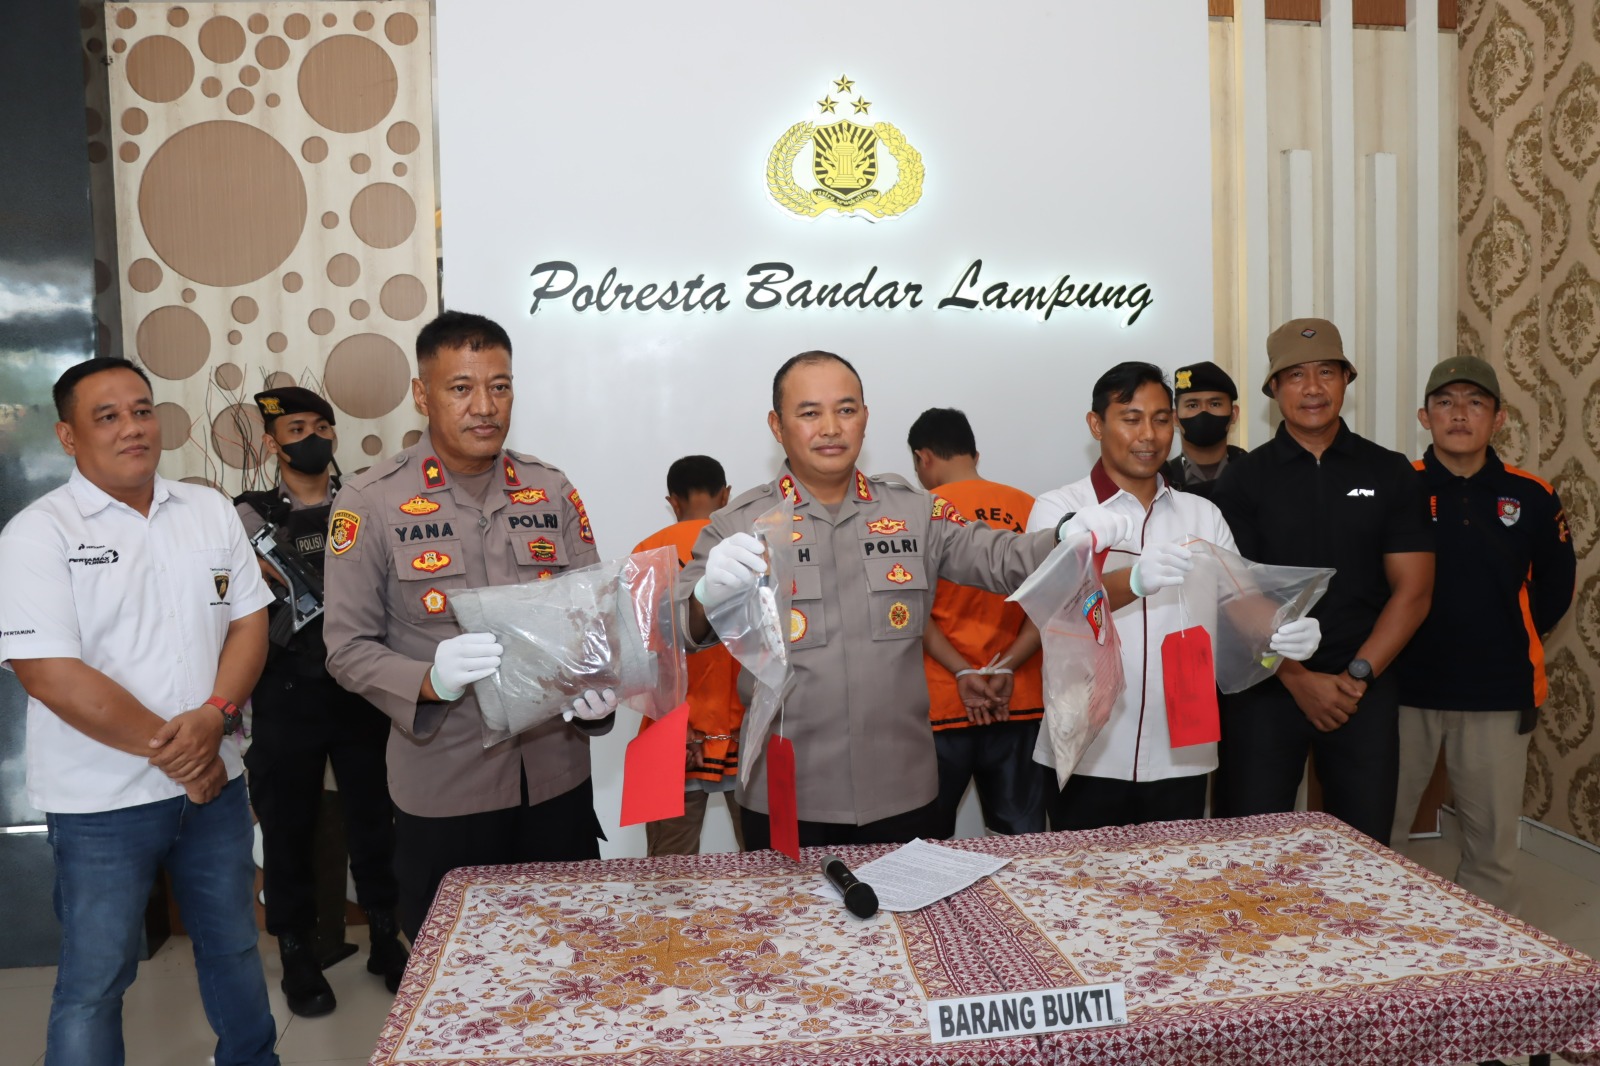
[[0, 837, 1595, 1065]]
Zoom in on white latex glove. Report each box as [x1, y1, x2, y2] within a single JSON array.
[[693, 532, 766, 612], [564, 688, 619, 723], [1268, 616, 1322, 662], [429, 631, 503, 702], [1059, 505, 1134, 552], [1129, 542, 1194, 597]]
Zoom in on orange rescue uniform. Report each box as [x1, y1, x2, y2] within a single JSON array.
[[923, 479, 1044, 731], [635, 519, 743, 782]]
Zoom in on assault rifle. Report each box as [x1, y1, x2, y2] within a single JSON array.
[[250, 521, 324, 646]]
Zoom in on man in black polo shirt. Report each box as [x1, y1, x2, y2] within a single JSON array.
[[1211, 318, 1434, 842], [1162, 360, 1246, 500], [1390, 357, 1574, 910]]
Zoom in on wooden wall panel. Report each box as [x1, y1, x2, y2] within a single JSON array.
[[106, 2, 437, 490], [1210, 0, 1458, 28]]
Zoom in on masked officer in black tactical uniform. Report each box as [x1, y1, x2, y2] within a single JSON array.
[[235, 387, 406, 1017]]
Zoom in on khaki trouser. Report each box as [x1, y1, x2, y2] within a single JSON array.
[[645, 790, 744, 856], [1390, 707, 1528, 913]]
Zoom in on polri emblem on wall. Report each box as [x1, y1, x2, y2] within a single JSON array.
[[767, 76, 923, 221]]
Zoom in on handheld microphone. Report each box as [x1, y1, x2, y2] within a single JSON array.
[[821, 854, 879, 919]]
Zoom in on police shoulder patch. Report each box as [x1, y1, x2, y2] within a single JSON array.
[[931, 496, 968, 525], [568, 489, 595, 544], [329, 509, 361, 555]]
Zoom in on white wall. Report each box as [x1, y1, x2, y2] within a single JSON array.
[[437, 1, 1216, 855]]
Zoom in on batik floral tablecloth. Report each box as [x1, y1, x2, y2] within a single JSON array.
[[372, 813, 1600, 1066], [371, 846, 1041, 1066], [944, 812, 1600, 1066]]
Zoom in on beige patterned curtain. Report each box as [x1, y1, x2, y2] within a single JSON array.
[[1459, 0, 1600, 842]]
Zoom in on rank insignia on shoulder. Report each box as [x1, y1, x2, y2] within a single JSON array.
[[568, 489, 595, 544], [888, 602, 911, 629], [886, 563, 913, 584], [855, 470, 874, 502], [329, 509, 361, 555], [528, 537, 558, 562], [931, 496, 968, 525], [422, 457, 447, 489], [503, 457, 521, 486], [399, 495, 440, 517], [868, 516, 908, 535], [509, 487, 549, 506], [412, 549, 451, 573], [421, 588, 448, 615], [779, 474, 804, 505]]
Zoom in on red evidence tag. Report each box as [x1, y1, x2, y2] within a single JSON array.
[[619, 702, 689, 827], [766, 735, 801, 861], [1162, 626, 1220, 748]]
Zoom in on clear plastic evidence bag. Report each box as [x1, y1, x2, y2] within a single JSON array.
[[701, 499, 797, 787], [449, 546, 688, 747]]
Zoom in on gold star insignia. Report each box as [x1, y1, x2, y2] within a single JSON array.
[[834, 75, 854, 94], [817, 96, 836, 114], [852, 96, 871, 115], [426, 463, 440, 479]]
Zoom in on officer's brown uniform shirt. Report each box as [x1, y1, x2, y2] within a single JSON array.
[[322, 432, 602, 818], [681, 468, 1058, 826]]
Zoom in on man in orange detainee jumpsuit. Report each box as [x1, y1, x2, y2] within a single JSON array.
[[908, 408, 1049, 837], [634, 456, 746, 854]]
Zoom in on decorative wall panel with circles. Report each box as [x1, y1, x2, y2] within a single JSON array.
[[107, 3, 437, 491]]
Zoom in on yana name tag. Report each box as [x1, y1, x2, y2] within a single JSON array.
[[925, 984, 1127, 1044]]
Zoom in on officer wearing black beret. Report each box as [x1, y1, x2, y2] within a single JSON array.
[[236, 387, 406, 1016], [1162, 360, 1245, 500]]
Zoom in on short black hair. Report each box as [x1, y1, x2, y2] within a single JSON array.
[[1091, 361, 1173, 418], [53, 358, 153, 421], [771, 350, 863, 414], [666, 455, 727, 498], [415, 310, 513, 369], [907, 407, 977, 459]]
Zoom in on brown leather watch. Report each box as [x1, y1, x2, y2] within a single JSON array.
[[205, 696, 243, 737]]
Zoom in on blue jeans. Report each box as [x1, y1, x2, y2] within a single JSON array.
[[45, 775, 279, 1066]]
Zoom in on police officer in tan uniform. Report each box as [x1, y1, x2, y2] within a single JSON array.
[[683, 351, 1130, 848], [323, 311, 616, 939]]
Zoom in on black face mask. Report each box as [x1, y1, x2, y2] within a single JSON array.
[[278, 434, 334, 475], [1179, 411, 1232, 448]]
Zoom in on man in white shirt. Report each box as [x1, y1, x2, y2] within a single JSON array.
[[0, 359, 279, 1066], [1028, 362, 1319, 829]]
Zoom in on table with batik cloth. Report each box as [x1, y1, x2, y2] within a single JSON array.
[[372, 812, 1600, 1066]]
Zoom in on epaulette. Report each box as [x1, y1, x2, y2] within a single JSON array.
[[726, 482, 777, 511], [346, 444, 422, 491], [870, 472, 916, 491]]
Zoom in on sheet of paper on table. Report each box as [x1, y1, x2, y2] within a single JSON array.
[[814, 838, 1010, 912]]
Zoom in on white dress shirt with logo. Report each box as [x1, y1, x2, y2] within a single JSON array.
[[1027, 463, 1237, 782], [0, 469, 272, 813]]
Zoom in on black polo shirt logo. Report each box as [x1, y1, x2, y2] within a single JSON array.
[[1498, 497, 1522, 526], [1346, 488, 1375, 497]]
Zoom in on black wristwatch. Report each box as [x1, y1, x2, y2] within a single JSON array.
[[206, 696, 243, 737], [1346, 659, 1373, 682]]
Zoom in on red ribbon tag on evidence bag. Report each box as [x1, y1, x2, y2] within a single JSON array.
[[766, 735, 801, 861], [619, 702, 690, 827], [1162, 626, 1220, 748]]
